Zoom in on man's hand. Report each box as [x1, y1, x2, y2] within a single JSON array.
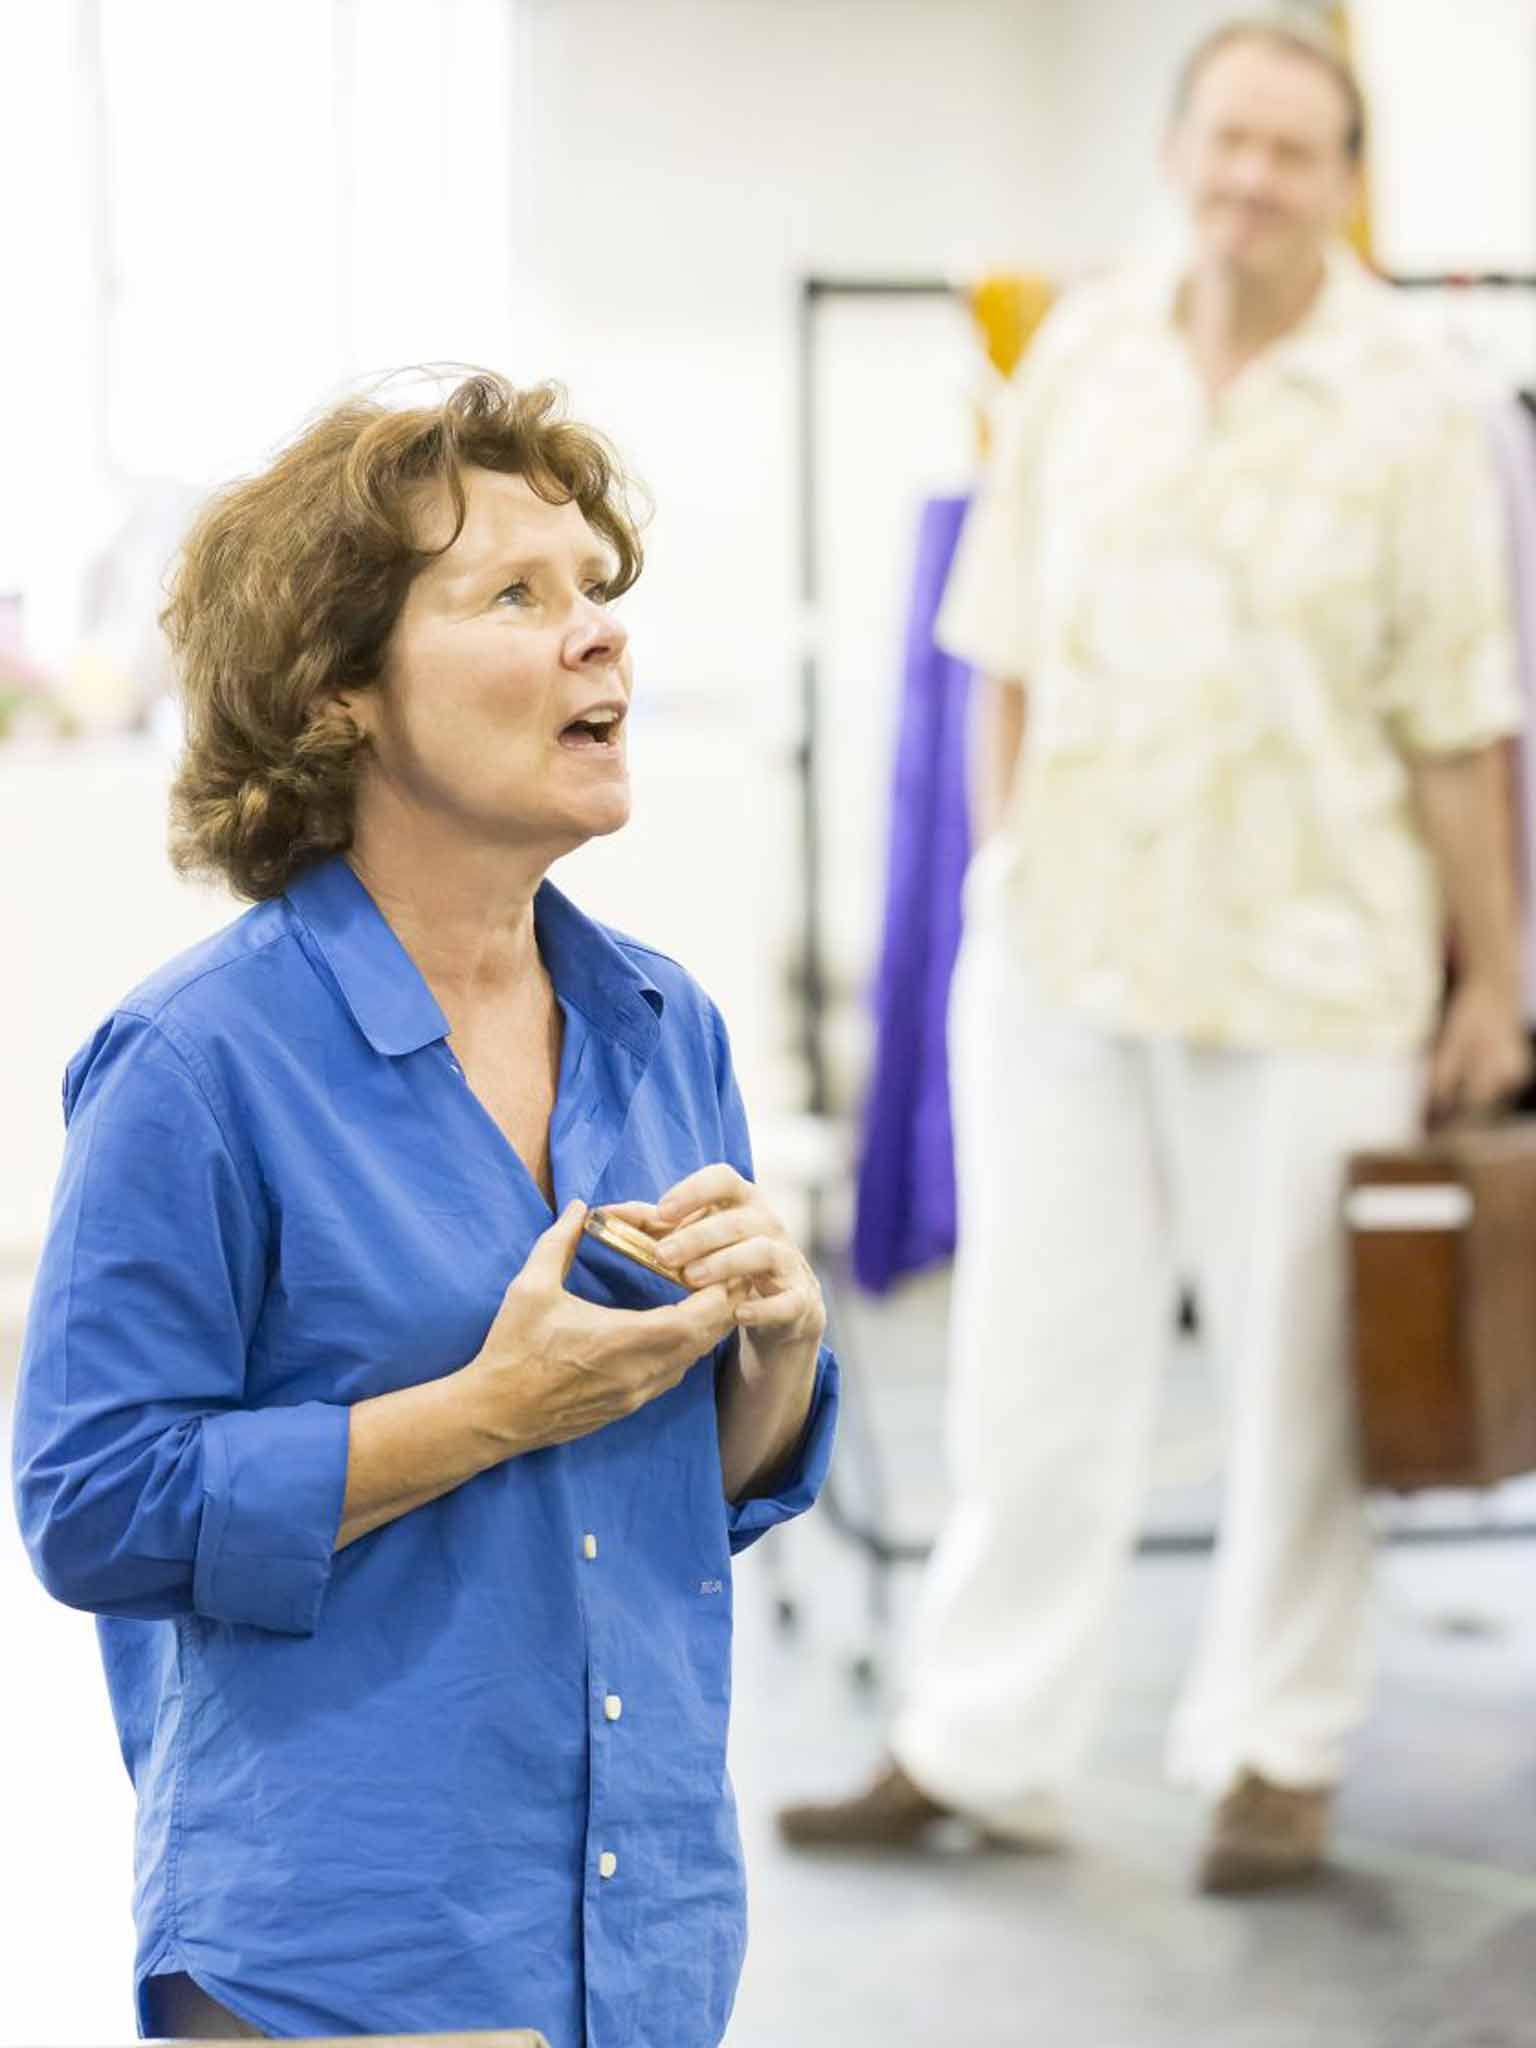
[[1409, 747, 1530, 1120], [1428, 978, 1533, 1118]]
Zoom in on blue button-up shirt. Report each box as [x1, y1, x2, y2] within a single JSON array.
[[12, 855, 838, 2047]]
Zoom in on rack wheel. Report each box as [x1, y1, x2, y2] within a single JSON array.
[[849, 1651, 880, 1692]]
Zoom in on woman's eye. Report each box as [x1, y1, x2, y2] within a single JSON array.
[[493, 580, 612, 608]]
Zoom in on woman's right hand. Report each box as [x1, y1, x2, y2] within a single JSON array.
[[460, 1201, 740, 1456]]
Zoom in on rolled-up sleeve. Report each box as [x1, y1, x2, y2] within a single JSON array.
[[704, 998, 840, 1554], [12, 1010, 350, 1635], [1380, 395, 1524, 756], [723, 1341, 840, 1555]]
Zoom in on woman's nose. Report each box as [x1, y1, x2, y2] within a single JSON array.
[[564, 602, 628, 669]]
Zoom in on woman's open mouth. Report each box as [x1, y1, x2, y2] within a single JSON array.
[[557, 706, 626, 751]]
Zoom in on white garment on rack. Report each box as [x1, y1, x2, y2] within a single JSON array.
[[890, 924, 1422, 1821]]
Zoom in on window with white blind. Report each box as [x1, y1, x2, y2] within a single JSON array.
[[2, 0, 534, 677]]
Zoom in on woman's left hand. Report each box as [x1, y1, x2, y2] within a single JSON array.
[[604, 1166, 825, 1363]]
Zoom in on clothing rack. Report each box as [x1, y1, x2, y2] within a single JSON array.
[[792, 270, 1536, 1634]]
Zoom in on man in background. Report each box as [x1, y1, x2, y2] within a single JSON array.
[[781, 15, 1529, 1892]]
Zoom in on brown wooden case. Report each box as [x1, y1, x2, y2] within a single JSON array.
[[1345, 1120, 1536, 1491]]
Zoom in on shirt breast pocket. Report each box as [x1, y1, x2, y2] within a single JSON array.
[[253, 1190, 513, 1403]]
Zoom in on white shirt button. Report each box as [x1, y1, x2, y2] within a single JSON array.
[[599, 1851, 618, 1879], [604, 1694, 622, 1722], [582, 1534, 598, 1561]]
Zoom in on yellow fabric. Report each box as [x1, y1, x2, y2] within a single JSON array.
[[937, 244, 1521, 1054], [970, 272, 1057, 381], [1326, 4, 1375, 265]]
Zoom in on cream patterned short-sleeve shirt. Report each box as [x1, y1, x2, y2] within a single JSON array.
[[937, 245, 1522, 1053]]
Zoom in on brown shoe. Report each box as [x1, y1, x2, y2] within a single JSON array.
[[777, 1759, 1064, 1853], [777, 1758, 955, 1849], [1196, 1769, 1334, 1895]]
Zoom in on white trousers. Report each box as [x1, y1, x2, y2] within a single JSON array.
[[890, 927, 1423, 1822]]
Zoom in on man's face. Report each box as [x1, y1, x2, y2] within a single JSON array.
[[1165, 39, 1359, 283]]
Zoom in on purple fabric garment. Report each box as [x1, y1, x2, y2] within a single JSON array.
[[1488, 401, 1536, 1021], [852, 494, 974, 1293]]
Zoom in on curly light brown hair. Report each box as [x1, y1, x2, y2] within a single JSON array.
[[163, 371, 645, 901]]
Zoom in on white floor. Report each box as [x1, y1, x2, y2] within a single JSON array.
[[727, 1512, 1536, 2048]]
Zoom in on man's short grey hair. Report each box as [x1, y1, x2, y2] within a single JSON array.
[[1171, 14, 1367, 162]]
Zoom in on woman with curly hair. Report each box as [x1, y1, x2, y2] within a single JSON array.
[[13, 373, 837, 2046]]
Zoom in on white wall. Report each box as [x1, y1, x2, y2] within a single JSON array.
[[0, 741, 232, 1278], [1354, 0, 1536, 273], [1035, 0, 1230, 268], [1353, 0, 1536, 380]]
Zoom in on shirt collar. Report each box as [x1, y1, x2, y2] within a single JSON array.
[[1138, 236, 1375, 393], [533, 877, 664, 1059], [285, 854, 662, 1059]]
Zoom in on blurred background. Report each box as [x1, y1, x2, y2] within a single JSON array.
[[2, 3, 1535, 2045]]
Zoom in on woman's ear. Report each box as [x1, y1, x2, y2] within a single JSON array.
[[325, 688, 375, 739]]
